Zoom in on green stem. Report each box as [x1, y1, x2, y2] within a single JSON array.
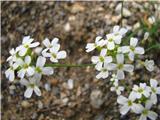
[[121, 1, 124, 27], [45, 63, 95, 68]]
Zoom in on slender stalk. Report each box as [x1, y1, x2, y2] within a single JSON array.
[[121, 1, 124, 27], [45, 63, 95, 68]]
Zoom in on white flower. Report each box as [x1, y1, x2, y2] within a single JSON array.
[[118, 37, 144, 61], [7, 48, 19, 63], [149, 79, 160, 104], [144, 59, 154, 72], [144, 32, 149, 40], [132, 83, 151, 99], [91, 48, 112, 70], [20, 76, 41, 98], [110, 84, 124, 95], [107, 54, 134, 79], [96, 63, 109, 79], [105, 26, 127, 50], [17, 36, 40, 56], [86, 36, 106, 52], [5, 64, 18, 81], [117, 93, 143, 115], [42, 37, 60, 54], [42, 44, 67, 63], [139, 101, 158, 120], [17, 56, 35, 78], [35, 56, 54, 78], [110, 74, 119, 86], [148, 16, 155, 24]]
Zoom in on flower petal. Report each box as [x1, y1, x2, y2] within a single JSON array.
[[123, 64, 134, 72], [34, 86, 41, 96], [104, 56, 112, 63], [107, 63, 116, 70], [150, 79, 158, 88], [150, 93, 157, 104], [91, 56, 99, 64], [131, 103, 143, 114], [50, 44, 60, 53], [22, 36, 31, 44], [139, 115, 147, 120], [100, 48, 107, 57], [117, 95, 128, 104], [107, 41, 115, 50], [96, 71, 108, 79], [19, 46, 27, 56], [113, 25, 120, 33], [135, 47, 144, 54], [118, 46, 130, 53], [50, 57, 58, 63], [51, 37, 59, 45], [42, 67, 54, 75], [29, 42, 40, 48], [119, 28, 128, 36], [18, 69, 26, 78], [27, 67, 35, 76], [116, 54, 124, 64], [24, 87, 33, 98], [130, 37, 138, 47], [20, 78, 29, 86], [57, 51, 67, 59], [86, 43, 95, 52], [25, 56, 31, 65], [120, 105, 130, 115], [43, 38, 51, 47], [95, 62, 103, 71], [128, 52, 135, 61], [117, 70, 124, 79], [36, 56, 46, 67], [148, 111, 158, 120]]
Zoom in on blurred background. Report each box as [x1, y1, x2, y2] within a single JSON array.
[[1, 1, 160, 120]]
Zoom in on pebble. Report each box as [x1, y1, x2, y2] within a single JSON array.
[[21, 100, 31, 108], [38, 101, 43, 109], [90, 90, 104, 109], [67, 79, 74, 90], [115, 3, 132, 17], [44, 83, 51, 91], [64, 23, 71, 32]]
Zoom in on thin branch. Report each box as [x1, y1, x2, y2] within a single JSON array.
[[121, 1, 124, 27], [45, 63, 95, 68]]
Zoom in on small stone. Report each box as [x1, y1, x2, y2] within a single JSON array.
[[67, 79, 74, 90], [115, 3, 132, 17], [90, 90, 104, 109], [62, 97, 69, 105], [64, 23, 71, 32], [38, 101, 43, 109], [71, 3, 85, 13], [50, 78, 58, 86], [21, 100, 31, 108], [44, 83, 51, 91]]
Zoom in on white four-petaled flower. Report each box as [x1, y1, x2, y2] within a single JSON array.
[[86, 36, 106, 52], [17, 36, 40, 56], [20, 76, 41, 98], [42, 44, 67, 63], [110, 85, 124, 95], [107, 54, 134, 79], [118, 37, 144, 61], [139, 100, 158, 120], [117, 93, 143, 115], [105, 25, 127, 50], [91, 49, 112, 70], [17, 56, 35, 78], [132, 83, 151, 99], [34, 56, 54, 78], [144, 59, 154, 72]]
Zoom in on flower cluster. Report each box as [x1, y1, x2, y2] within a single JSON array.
[[118, 79, 160, 120], [86, 25, 158, 119], [5, 36, 67, 98], [86, 25, 154, 80]]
